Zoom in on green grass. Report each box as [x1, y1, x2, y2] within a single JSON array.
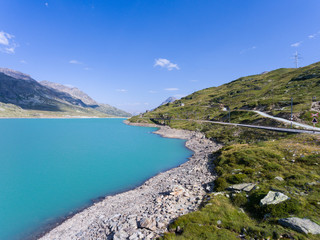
[[160, 133, 320, 240], [160, 195, 314, 240], [138, 61, 320, 128], [129, 62, 320, 239]]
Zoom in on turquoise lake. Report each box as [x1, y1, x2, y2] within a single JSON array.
[[0, 119, 192, 240]]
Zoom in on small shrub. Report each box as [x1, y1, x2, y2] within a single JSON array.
[[232, 193, 247, 207], [296, 154, 320, 166], [262, 199, 301, 218], [215, 166, 224, 176], [265, 162, 282, 171], [265, 172, 276, 180], [227, 173, 247, 184], [215, 177, 228, 191], [243, 168, 255, 175]]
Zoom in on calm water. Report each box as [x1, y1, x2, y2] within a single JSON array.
[[0, 119, 192, 240]]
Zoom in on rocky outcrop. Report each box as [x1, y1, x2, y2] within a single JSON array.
[[39, 123, 221, 240], [228, 183, 256, 192], [278, 217, 320, 234], [260, 191, 289, 205]]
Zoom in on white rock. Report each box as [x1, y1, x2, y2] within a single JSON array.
[[278, 217, 320, 234], [274, 176, 284, 181], [228, 183, 256, 192], [260, 191, 289, 205]]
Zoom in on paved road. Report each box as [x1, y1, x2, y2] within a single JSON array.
[[194, 120, 320, 134], [146, 117, 320, 134], [253, 110, 320, 131]]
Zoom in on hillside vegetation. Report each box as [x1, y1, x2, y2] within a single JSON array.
[[132, 61, 320, 128], [159, 132, 320, 240], [129, 62, 320, 239]]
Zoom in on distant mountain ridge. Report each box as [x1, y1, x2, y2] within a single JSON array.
[[40, 81, 131, 117], [40, 81, 99, 106], [160, 97, 177, 106], [0, 68, 131, 117]]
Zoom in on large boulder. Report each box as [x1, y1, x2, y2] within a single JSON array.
[[138, 217, 157, 231], [278, 217, 320, 234], [260, 191, 289, 205], [170, 185, 186, 196], [228, 183, 256, 192]]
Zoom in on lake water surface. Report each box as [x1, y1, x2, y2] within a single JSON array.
[[0, 119, 192, 240]]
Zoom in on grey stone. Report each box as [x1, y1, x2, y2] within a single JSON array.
[[113, 229, 129, 240], [274, 176, 284, 181], [260, 191, 289, 205], [139, 217, 157, 231], [228, 183, 256, 192], [170, 185, 186, 196], [278, 217, 320, 234]]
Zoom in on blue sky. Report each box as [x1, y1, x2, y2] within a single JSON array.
[[0, 0, 320, 113]]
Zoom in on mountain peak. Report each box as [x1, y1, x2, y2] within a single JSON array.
[[160, 97, 177, 106], [0, 68, 34, 81]]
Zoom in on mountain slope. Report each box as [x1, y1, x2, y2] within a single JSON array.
[[40, 81, 131, 117], [135, 61, 320, 127], [40, 81, 98, 106], [0, 72, 87, 111], [0, 68, 130, 118]]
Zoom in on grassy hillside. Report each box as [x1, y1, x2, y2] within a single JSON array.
[[132, 61, 320, 128], [129, 62, 320, 239], [160, 132, 320, 240]]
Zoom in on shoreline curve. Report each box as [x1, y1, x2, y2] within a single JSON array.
[[36, 120, 221, 240]]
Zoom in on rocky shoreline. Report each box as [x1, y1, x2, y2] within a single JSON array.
[[39, 121, 221, 240]]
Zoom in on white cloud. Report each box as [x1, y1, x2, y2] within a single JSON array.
[[148, 90, 157, 93], [45, 2, 48, 7], [240, 46, 257, 54], [164, 88, 179, 91], [291, 41, 302, 47], [0, 32, 12, 45], [69, 60, 82, 64], [190, 79, 198, 82], [0, 31, 18, 54], [154, 58, 180, 71], [5, 47, 15, 53], [308, 31, 320, 39], [20, 60, 27, 64], [116, 89, 128, 92], [84, 67, 92, 71]]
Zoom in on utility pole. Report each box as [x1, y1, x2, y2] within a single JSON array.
[[291, 97, 293, 128], [294, 51, 301, 68]]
